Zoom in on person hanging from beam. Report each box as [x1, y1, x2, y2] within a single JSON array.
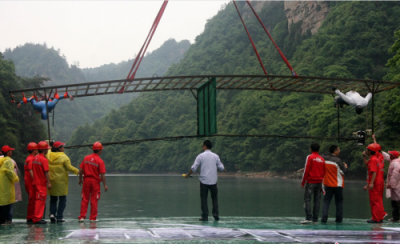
[[16, 91, 73, 120], [332, 87, 372, 114]]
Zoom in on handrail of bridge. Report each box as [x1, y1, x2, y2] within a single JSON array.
[[9, 75, 400, 101]]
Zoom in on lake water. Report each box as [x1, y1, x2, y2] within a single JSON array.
[[12, 176, 392, 220]]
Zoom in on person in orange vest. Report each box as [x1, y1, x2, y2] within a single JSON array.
[[24, 142, 38, 223], [321, 145, 348, 223], [32, 141, 52, 224], [78, 142, 108, 222], [363, 143, 385, 223]]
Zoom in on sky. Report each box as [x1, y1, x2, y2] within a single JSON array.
[[0, 1, 229, 68]]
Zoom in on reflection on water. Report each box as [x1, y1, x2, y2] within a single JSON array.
[[12, 176, 391, 219]]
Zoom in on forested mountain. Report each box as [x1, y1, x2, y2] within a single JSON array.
[[66, 1, 399, 176], [3, 39, 190, 142], [82, 39, 190, 81], [0, 54, 46, 164]]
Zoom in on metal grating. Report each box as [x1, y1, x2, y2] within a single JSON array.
[[8, 75, 400, 100]]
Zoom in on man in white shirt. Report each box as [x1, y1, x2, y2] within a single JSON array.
[[185, 140, 225, 221], [333, 87, 372, 114]]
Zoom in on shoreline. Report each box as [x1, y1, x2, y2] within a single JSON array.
[[98, 171, 366, 180]]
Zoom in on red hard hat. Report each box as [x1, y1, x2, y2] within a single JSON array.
[[1, 145, 15, 153], [27, 142, 38, 151], [367, 143, 379, 152], [92, 142, 103, 150], [389, 151, 400, 158], [37, 141, 50, 150], [373, 143, 382, 151]]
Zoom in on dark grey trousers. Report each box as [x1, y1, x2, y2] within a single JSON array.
[[304, 183, 322, 222], [200, 183, 218, 218], [322, 186, 343, 222], [391, 200, 400, 221]]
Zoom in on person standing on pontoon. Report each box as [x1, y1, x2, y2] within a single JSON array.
[[332, 87, 372, 114], [301, 143, 326, 224], [184, 140, 225, 221]]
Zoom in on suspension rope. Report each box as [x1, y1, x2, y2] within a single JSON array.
[[64, 134, 357, 149], [233, 1, 268, 76], [245, 0, 298, 77], [120, 0, 168, 93]]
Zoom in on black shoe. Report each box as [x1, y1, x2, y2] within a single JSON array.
[[26, 220, 33, 223], [57, 219, 65, 223], [199, 217, 208, 221], [366, 219, 380, 224], [34, 220, 47, 224], [50, 214, 56, 223], [332, 86, 337, 91], [213, 215, 219, 221], [335, 220, 342, 223]]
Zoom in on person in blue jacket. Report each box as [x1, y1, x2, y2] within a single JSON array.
[[17, 92, 73, 120]]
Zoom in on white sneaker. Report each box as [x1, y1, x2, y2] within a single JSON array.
[[78, 218, 84, 222], [90, 219, 99, 222], [300, 220, 313, 224]]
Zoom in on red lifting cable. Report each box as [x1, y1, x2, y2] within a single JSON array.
[[120, 0, 168, 93], [233, 1, 268, 77], [245, 0, 298, 77]]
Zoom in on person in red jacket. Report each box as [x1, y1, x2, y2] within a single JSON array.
[[24, 142, 38, 223], [301, 143, 326, 224], [370, 135, 388, 220], [32, 141, 51, 224], [363, 143, 385, 223], [78, 142, 108, 222]]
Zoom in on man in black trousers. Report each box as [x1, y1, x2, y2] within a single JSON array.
[[321, 145, 347, 223], [185, 140, 225, 221]]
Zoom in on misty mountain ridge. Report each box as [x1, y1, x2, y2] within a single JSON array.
[[3, 38, 191, 142]]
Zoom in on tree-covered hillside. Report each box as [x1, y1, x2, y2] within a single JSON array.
[[67, 1, 400, 177], [0, 53, 46, 165], [82, 39, 190, 81], [3, 39, 190, 142]]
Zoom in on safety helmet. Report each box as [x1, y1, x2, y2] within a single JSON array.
[[375, 143, 382, 151], [37, 141, 50, 150], [27, 142, 38, 151], [367, 143, 379, 152], [92, 142, 103, 150]]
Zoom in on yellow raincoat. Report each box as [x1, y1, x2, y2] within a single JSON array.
[[47, 151, 79, 196], [0, 156, 20, 206]]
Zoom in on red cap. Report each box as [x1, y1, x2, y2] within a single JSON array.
[[389, 151, 400, 158], [367, 143, 379, 152], [92, 142, 103, 150], [53, 141, 65, 148], [1, 145, 15, 153], [27, 142, 38, 151], [37, 141, 50, 150]]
